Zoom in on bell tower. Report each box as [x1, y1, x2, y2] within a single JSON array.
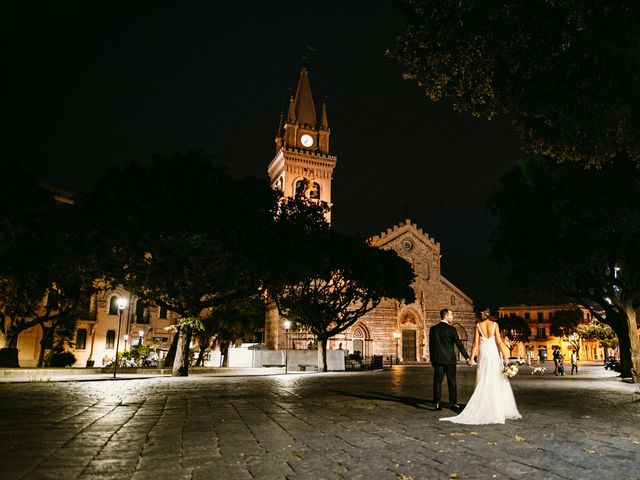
[[268, 67, 337, 221]]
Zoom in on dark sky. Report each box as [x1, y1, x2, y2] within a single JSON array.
[[5, 1, 524, 309]]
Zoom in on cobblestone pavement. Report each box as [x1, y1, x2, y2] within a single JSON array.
[[1, 363, 639, 480]]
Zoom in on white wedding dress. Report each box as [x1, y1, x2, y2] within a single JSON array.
[[440, 323, 521, 425]]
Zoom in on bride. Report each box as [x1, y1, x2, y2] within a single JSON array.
[[440, 308, 521, 425]]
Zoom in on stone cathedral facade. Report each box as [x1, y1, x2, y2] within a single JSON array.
[[264, 69, 476, 362]]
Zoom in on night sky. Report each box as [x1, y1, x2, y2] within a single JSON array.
[[6, 1, 525, 309]]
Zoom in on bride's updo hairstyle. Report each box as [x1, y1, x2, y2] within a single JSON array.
[[477, 307, 491, 321]]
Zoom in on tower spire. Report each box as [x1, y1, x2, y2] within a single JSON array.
[[320, 97, 329, 129], [291, 67, 317, 126], [286, 95, 296, 122]]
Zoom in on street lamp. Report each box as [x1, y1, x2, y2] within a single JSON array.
[[393, 331, 401, 365], [139, 329, 144, 347], [113, 297, 128, 378], [283, 319, 291, 374]]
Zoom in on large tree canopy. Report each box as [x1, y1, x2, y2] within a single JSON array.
[[488, 156, 640, 381], [0, 166, 98, 366], [85, 151, 276, 375], [270, 199, 415, 371], [391, 0, 640, 166]]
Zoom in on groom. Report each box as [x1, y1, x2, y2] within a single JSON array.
[[429, 309, 470, 411]]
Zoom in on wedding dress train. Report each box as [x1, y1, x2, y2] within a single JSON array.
[[440, 324, 521, 425]]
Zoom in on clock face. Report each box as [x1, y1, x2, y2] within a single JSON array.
[[300, 134, 314, 147]]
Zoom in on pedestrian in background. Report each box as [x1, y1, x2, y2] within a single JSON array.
[[571, 351, 579, 375], [557, 352, 565, 376], [553, 349, 560, 375]]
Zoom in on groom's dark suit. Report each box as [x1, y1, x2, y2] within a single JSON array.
[[429, 321, 470, 407]]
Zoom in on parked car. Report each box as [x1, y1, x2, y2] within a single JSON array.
[[604, 356, 621, 372], [508, 356, 525, 365]]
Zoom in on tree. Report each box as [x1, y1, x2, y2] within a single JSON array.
[[85, 151, 275, 376], [497, 315, 530, 355], [576, 319, 619, 358], [550, 308, 584, 350], [488, 156, 640, 381], [0, 165, 98, 367], [390, 0, 640, 167], [272, 230, 416, 372]]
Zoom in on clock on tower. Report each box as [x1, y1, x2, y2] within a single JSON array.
[[268, 67, 336, 222]]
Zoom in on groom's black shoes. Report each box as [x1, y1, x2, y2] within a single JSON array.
[[450, 403, 462, 412], [434, 402, 442, 411]]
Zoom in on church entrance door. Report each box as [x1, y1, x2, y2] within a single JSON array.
[[402, 330, 416, 362]]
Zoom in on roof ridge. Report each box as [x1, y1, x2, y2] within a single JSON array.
[[369, 218, 438, 246]]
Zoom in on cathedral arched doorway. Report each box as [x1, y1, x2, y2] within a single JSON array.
[[399, 309, 422, 362], [350, 323, 371, 358]]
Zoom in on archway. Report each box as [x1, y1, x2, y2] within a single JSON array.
[[452, 323, 469, 360]]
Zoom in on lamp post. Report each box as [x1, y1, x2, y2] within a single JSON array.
[[283, 319, 291, 374], [138, 330, 144, 347], [393, 331, 401, 365], [113, 297, 128, 378]]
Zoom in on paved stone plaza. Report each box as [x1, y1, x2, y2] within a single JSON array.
[[0, 363, 638, 480]]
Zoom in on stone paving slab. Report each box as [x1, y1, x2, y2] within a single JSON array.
[[0, 364, 638, 479]]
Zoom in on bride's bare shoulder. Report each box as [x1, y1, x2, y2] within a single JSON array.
[[477, 320, 494, 336]]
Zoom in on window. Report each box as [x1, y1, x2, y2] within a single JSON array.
[[537, 327, 546, 339], [135, 300, 149, 324], [105, 330, 116, 349], [76, 329, 87, 350], [309, 182, 321, 199], [295, 178, 308, 197], [159, 305, 168, 319], [108, 296, 119, 315], [524, 312, 530, 320], [450, 295, 456, 306], [537, 312, 544, 321]]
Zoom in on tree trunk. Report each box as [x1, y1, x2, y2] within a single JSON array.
[[163, 331, 180, 368], [37, 324, 54, 368], [624, 305, 640, 383], [611, 317, 633, 379], [172, 327, 191, 377], [221, 342, 230, 368], [183, 328, 192, 372], [196, 342, 207, 367], [319, 336, 328, 372]]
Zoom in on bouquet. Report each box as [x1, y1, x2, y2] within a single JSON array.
[[503, 364, 519, 378]]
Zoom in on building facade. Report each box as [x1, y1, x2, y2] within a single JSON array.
[[498, 303, 605, 362], [264, 68, 476, 362], [8, 289, 177, 368]]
